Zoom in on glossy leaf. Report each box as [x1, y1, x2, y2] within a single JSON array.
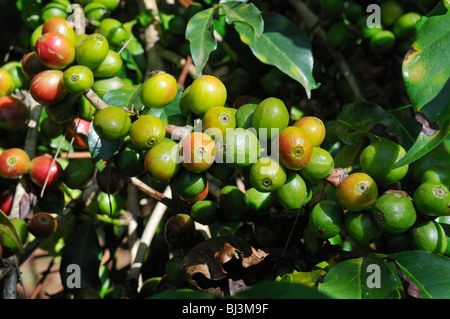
[[398, 2, 450, 167], [233, 12, 318, 98], [60, 220, 102, 292], [277, 269, 326, 288], [0, 210, 24, 254], [318, 255, 401, 299], [219, 1, 263, 39], [326, 99, 406, 146], [388, 250, 450, 298], [393, 115, 450, 168], [120, 49, 144, 84], [186, 7, 217, 77], [403, 1, 450, 116], [122, 20, 146, 81], [103, 85, 144, 112]]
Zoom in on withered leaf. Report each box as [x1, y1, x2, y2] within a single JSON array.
[[20, 190, 37, 221], [415, 112, 439, 137], [180, 235, 269, 295], [326, 168, 348, 187], [385, 256, 422, 299]]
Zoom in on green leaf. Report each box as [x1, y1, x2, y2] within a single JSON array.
[[60, 220, 102, 292], [399, 2, 450, 167], [102, 85, 182, 122], [120, 49, 144, 84], [233, 11, 318, 98], [388, 250, 450, 298], [233, 281, 331, 299], [326, 99, 406, 146], [393, 115, 450, 168], [219, 1, 263, 39], [186, 7, 218, 77], [103, 86, 144, 112], [121, 20, 146, 81], [318, 255, 401, 299], [277, 269, 326, 288], [403, 2, 450, 117], [0, 210, 24, 254]]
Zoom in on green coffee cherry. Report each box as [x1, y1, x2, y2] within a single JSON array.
[[380, 1, 404, 27], [393, 12, 422, 39], [360, 139, 409, 185], [308, 200, 343, 239], [344, 210, 382, 245], [218, 185, 249, 221], [301, 147, 334, 181], [410, 220, 447, 254], [370, 30, 396, 54], [93, 106, 131, 141], [249, 157, 287, 192], [372, 193, 416, 234], [413, 181, 450, 217], [275, 172, 308, 210]]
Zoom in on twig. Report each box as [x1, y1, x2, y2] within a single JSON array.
[[117, 36, 134, 55], [123, 186, 172, 298], [138, 0, 165, 73], [126, 184, 141, 263], [0, 185, 97, 282], [29, 257, 55, 299], [235, 177, 246, 193], [165, 124, 192, 141], [178, 0, 193, 8], [59, 151, 92, 159], [2, 264, 18, 299], [68, 3, 87, 36], [40, 132, 68, 198], [84, 89, 109, 110], [154, 45, 197, 78], [10, 94, 43, 219], [2, 93, 42, 298], [177, 55, 192, 89], [128, 177, 175, 209]]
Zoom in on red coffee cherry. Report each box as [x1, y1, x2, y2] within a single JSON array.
[[30, 70, 67, 106], [28, 212, 57, 239], [29, 155, 64, 189], [0, 96, 29, 131], [34, 32, 75, 70]]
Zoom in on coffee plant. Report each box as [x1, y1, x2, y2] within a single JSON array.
[[0, 0, 449, 301]]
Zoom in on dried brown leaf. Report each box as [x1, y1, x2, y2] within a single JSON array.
[[180, 235, 269, 295]]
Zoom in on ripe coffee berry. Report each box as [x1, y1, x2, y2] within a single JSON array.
[[0, 96, 29, 131], [34, 32, 75, 70], [28, 213, 57, 239], [29, 155, 63, 189]]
